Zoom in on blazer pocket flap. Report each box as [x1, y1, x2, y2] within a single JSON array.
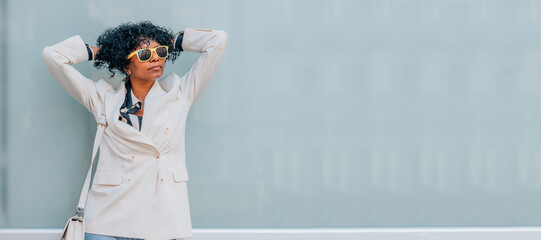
[[94, 170, 121, 185], [171, 168, 189, 182]]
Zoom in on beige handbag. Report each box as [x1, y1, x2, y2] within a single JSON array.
[[58, 114, 107, 240]]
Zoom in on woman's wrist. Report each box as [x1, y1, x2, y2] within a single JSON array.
[[173, 31, 184, 51], [90, 46, 99, 60], [85, 44, 93, 61], [85, 44, 100, 61]]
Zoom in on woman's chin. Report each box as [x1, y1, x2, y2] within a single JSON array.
[[147, 71, 164, 81]]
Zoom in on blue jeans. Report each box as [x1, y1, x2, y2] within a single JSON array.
[[85, 233, 144, 240], [85, 233, 180, 240]]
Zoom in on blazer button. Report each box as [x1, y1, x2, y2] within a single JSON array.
[[164, 128, 170, 135], [153, 152, 160, 159], [130, 155, 135, 161], [160, 178, 165, 185]]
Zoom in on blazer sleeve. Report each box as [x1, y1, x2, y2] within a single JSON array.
[[41, 35, 111, 121], [178, 28, 228, 104]]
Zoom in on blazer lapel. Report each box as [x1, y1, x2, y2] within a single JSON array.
[[140, 80, 166, 136], [105, 81, 158, 150]]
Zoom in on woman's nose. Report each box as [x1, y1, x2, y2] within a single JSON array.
[[149, 50, 160, 62]]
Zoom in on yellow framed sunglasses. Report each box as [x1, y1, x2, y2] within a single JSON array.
[[126, 45, 169, 62]]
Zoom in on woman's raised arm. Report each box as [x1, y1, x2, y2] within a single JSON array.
[[177, 28, 228, 104], [42, 35, 111, 120]]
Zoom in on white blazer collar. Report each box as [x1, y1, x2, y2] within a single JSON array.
[[104, 80, 167, 151], [140, 80, 166, 135]]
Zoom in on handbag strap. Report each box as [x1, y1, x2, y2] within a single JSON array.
[[75, 113, 107, 217]]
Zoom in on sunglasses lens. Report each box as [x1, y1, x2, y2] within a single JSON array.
[[156, 46, 168, 58], [138, 49, 152, 61]]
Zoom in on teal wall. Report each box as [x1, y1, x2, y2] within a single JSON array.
[[1, 0, 541, 228]]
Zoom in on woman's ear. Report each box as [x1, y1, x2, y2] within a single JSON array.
[[124, 67, 131, 75]]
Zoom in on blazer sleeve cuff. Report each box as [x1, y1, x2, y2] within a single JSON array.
[[48, 35, 90, 65], [181, 28, 225, 53]]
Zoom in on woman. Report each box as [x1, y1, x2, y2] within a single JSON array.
[[42, 21, 227, 240]]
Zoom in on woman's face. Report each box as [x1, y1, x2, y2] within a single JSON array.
[[126, 39, 166, 82]]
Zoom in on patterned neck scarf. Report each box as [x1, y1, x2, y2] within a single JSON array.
[[119, 80, 143, 131]]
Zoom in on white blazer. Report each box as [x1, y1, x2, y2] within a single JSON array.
[[42, 28, 227, 240]]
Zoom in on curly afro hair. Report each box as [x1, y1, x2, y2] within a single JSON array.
[[94, 21, 181, 78]]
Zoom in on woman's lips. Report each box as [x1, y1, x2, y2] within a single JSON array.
[[148, 66, 162, 71]]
